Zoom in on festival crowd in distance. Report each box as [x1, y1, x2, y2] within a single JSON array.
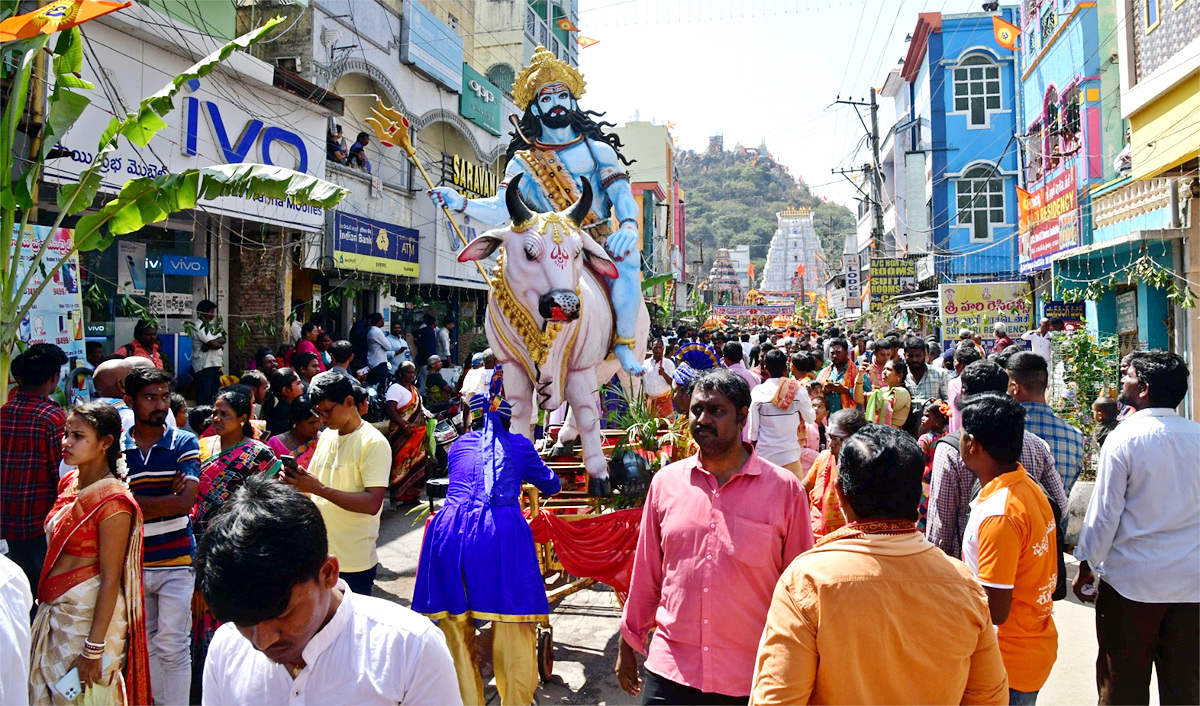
[[1, 306, 1197, 706]]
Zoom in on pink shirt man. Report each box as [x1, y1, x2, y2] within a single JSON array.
[[620, 447, 813, 697], [727, 361, 762, 390]]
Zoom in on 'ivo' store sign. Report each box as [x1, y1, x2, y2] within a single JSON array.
[[182, 79, 309, 173]]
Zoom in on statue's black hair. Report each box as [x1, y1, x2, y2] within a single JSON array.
[[506, 104, 636, 167]]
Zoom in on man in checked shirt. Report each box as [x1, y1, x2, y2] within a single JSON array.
[[925, 360, 1068, 560], [0, 344, 69, 600], [616, 369, 813, 705]]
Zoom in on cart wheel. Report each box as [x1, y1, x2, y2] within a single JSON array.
[[537, 626, 554, 683]]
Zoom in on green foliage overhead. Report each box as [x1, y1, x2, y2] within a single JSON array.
[[675, 146, 856, 282]]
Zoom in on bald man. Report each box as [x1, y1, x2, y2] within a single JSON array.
[[92, 357, 176, 433]]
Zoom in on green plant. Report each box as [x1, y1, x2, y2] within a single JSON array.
[[0, 12, 348, 403], [1049, 326, 1119, 481], [1057, 255, 1197, 309], [602, 381, 682, 510]]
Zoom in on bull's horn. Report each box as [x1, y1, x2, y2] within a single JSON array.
[[506, 173, 535, 225], [566, 177, 593, 228]]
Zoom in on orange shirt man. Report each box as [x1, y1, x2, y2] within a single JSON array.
[[752, 424, 1008, 705], [960, 393, 1058, 703]]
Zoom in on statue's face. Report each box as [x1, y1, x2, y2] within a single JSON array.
[[534, 83, 573, 128]]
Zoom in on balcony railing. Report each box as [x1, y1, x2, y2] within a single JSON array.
[[1093, 178, 1174, 229]]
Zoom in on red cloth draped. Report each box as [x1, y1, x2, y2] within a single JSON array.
[[529, 507, 643, 599]]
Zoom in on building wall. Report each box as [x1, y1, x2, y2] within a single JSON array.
[[926, 11, 1022, 280]]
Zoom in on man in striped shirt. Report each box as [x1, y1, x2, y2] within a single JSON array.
[[123, 366, 200, 706]]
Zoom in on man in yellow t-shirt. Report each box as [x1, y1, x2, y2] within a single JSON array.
[[281, 372, 391, 595], [960, 393, 1058, 705]]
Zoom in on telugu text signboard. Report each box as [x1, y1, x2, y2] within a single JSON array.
[[869, 257, 917, 303], [331, 211, 420, 277], [1019, 168, 1079, 273], [1043, 300, 1085, 322], [938, 281, 1033, 355]]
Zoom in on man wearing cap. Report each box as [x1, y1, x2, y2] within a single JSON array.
[[412, 370, 561, 706]]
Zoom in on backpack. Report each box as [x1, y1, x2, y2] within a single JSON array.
[[936, 432, 1067, 601]]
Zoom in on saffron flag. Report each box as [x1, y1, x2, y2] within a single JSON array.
[[577, 35, 600, 49], [0, 0, 131, 41], [1016, 186, 1032, 230], [556, 17, 579, 31], [992, 15, 1021, 51]]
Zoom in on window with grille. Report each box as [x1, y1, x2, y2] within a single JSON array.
[[1041, 7, 1057, 43], [487, 64, 515, 94], [956, 166, 1005, 241], [952, 55, 1002, 127]]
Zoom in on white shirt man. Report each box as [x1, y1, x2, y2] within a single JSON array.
[[202, 579, 461, 705], [386, 329, 411, 373], [641, 355, 676, 399], [367, 324, 390, 371], [0, 554, 32, 706], [1022, 325, 1053, 363], [747, 351, 816, 477]]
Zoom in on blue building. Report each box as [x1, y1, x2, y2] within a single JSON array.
[[901, 9, 1023, 281]]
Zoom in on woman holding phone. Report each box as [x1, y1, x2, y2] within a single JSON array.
[[265, 394, 321, 470], [29, 402, 151, 705], [190, 389, 279, 696]]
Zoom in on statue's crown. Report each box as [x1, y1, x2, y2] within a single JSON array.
[[512, 45, 586, 110]]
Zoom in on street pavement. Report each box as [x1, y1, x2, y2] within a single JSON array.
[[374, 505, 1158, 705]]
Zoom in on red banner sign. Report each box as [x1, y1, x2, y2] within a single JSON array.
[[1019, 168, 1079, 273]]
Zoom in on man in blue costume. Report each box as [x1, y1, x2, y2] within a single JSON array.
[[429, 46, 644, 376], [412, 367, 561, 705]]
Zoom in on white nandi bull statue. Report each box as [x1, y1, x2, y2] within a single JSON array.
[[457, 174, 650, 493]]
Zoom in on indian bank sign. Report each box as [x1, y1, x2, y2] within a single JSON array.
[[1018, 168, 1079, 274]]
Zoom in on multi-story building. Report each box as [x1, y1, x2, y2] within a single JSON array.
[[474, 0, 579, 91], [1051, 0, 1198, 416], [760, 207, 824, 300], [900, 9, 1023, 282], [613, 122, 676, 280]]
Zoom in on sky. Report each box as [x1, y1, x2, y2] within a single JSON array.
[[575, 0, 995, 209]]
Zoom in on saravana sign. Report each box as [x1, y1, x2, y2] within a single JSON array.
[[441, 154, 499, 197], [869, 257, 917, 303]]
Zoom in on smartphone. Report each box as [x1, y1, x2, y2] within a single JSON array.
[[52, 656, 112, 701], [267, 455, 298, 479]]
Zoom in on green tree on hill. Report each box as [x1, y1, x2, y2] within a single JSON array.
[[676, 147, 855, 285]]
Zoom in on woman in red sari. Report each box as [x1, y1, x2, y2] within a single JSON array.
[[385, 362, 430, 504], [29, 402, 151, 705]]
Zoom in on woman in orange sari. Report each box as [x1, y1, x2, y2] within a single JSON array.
[[801, 408, 866, 539], [29, 402, 151, 705], [385, 362, 430, 504]]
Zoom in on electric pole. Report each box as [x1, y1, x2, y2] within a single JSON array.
[[868, 88, 884, 258]]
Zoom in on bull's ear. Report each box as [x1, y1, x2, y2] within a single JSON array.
[[581, 233, 618, 280], [458, 232, 504, 262]]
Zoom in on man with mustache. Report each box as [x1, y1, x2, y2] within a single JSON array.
[[617, 369, 813, 704], [428, 46, 646, 376], [122, 365, 200, 705]]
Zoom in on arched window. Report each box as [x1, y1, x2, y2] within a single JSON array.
[[486, 64, 515, 95], [952, 55, 1002, 127], [956, 165, 1005, 241]]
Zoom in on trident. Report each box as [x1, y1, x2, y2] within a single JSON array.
[[365, 97, 488, 279]]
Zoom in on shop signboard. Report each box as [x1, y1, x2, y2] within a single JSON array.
[[401, 0, 463, 93], [829, 289, 847, 316], [1043, 300, 1085, 323], [440, 154, 499, 198], [843, 254, 861, 308], [915, 254, 935, 282], [1019, 168, 1079, 273], [41, 22, 328, 231], [331, 211, 419, 277], [938, 281, 1033, 355], [712, 305, 793, 318], [161, 255, 209, 277], [869, 257, 917, 303], [11, 225, 86, 363], [1116, 292, 1138, 334], [460, 64, 501, 136]]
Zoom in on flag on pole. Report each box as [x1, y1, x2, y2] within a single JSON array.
[[992, 15, 1021, 50], [556, 17, 580, 31], [577, 35, 600, 48], [1016, 186, 1032, 229]]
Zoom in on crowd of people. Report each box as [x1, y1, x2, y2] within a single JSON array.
[[1, 314, 1196, 705]]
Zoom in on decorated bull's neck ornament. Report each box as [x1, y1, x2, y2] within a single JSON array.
[[488, 254, 565, 369]]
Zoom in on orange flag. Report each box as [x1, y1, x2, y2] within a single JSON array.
[[577, 35, 600, 49], [748, 262, 756, 280], [992, 15, 1021, 51], [1016, 186, 1032, 230], [0, 0, 131, 41], [556, 17, 580, 32]]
